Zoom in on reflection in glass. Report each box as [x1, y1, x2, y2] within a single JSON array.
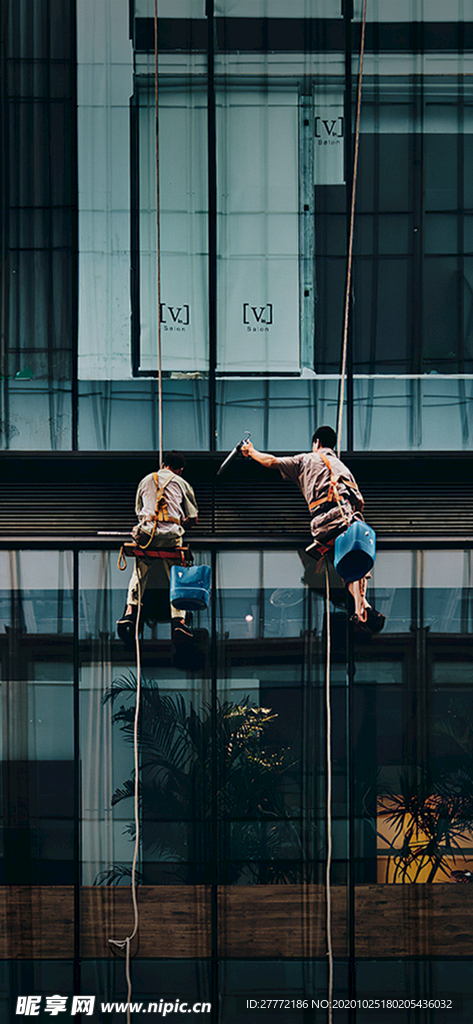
[[358, 549, 473, 887], [0, 551, 74, 884]]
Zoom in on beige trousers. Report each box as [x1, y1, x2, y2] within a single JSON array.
[[127, 534, 185, 620]]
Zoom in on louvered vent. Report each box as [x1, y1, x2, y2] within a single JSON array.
[[0, 454, 472, 542]]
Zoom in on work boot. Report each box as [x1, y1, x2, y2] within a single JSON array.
[[172, 618, 194, 643], [349, 603, 386, 635], [363, 606, 386, 634], [116, 605, 138, 644]]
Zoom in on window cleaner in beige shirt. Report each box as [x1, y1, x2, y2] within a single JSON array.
[[117, 450, 199, 643]]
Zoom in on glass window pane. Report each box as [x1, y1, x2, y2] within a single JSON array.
[[0, 551, 74, 885], [137, 81, 209, 374], [217, 86, 300, 373], [77, 0, 133, 381]]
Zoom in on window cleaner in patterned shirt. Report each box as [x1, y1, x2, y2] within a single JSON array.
[[242, 425, 385, 633]]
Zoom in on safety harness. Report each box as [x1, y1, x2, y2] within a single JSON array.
[[117, 472, 190, 571], [137, 471, 181, 550], [308, 450, 363, 527]]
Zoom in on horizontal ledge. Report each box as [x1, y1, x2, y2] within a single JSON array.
[[1, 450, 472, 459], [116, 371, 473, 381], [0, 535, 472, 550]]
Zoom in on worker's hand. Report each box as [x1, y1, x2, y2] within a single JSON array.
[[241, 441, 254, 458]]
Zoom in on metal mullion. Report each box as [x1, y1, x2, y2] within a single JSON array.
[[301, 588, 315, 888], [456, 52, 469, 447], [359, 62, 380, 450], [210, 543, 219, 1024], [344, 0, 354, 453], [130, 88, 141, 378], [73, 549, 81, 998], [411, 550, 427, 774], [299, 90, 315, 375], [71, 0, 79, 451], [207, 0, 217, 451], [458, 71, 465, 374], [0, 0, 10, 447], [410, 24, 424, 448], [46, 0, 56, 451]]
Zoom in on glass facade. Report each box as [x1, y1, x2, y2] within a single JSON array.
[[2, 0, 473, 450], [1, 0, 76, 450], [1, 547, 473, 1012], [1, 0, 473, 1020]]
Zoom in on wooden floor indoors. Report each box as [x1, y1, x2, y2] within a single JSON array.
[[0, 886, 470, 959]]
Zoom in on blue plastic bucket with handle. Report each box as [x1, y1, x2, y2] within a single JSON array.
[[170, 564, 211, 611], [334, 521, 376, 584]]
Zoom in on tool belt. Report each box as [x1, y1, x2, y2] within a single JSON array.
[[118, 542, 193, 572]]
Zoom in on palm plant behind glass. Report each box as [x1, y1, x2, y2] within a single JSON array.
[[374, 701, 473, 883], [97, 673, 305, 885]]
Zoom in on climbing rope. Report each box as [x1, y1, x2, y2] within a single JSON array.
[[155, 0, 163, 469], [109, 4, 368, 1017], [328, 1, 368, 1014], [109, 574, 143, 1024], [337, 0, 368, 460], [109, 6, 163, 1016], [324, 564, 333, 1022]]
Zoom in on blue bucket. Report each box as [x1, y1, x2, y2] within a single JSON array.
[[334, 521, 376, 584], [170, 564, 211, 611]]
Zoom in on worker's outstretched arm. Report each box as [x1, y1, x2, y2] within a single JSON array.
[[241, 440, 278, 469]]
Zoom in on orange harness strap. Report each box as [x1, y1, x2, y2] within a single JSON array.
[[151, 473, 181, 526], [138, 473, 181, 551], [308, 452, 363, 527], [309, 494, 334, 512]]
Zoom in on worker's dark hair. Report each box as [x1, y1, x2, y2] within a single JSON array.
[[312, 425, 337, 450], [163, 450, 186, 472]]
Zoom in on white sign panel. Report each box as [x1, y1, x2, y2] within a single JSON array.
[[218, 257, 299, 373], [138, 94, 209, 374], [314, 105, 345, 185], [217, 89, 300, 374]]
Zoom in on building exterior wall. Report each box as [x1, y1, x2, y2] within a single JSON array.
[[1, 0, 473, 1019]]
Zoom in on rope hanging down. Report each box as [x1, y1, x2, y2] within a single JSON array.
[[336, 0, 368, 459], [324, 565, 333, 1024], [109, 9, 163, 1020], [327, 1, 368, 1015], [108, 3, 368, 1018], [155, 0, 163, 468], [109, 575, 143, 1024]]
